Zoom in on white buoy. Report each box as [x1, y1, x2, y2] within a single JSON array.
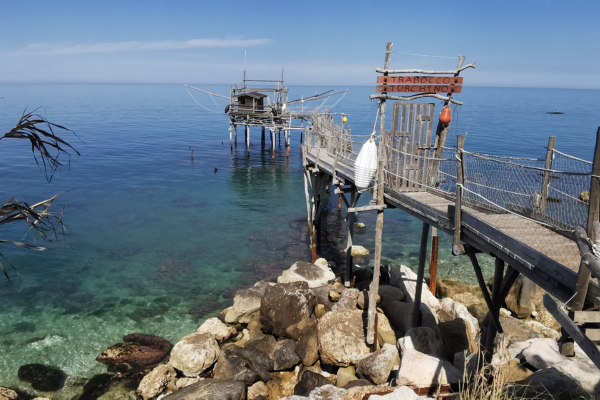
[[354, 137, 378, 190]]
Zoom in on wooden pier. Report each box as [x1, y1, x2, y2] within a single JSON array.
[[302, 42, 600, 367]]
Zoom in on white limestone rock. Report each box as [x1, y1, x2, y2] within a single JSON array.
[[197, 317, 237, 342], [397, 349, 463, 386], [389, 265, 439, 311], [278, 259, 335, 288], [168, 332, 220, 376]]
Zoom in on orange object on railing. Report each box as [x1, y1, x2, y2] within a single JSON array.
[[439, 106, 452, 124]]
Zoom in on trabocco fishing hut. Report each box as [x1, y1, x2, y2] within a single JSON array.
[[302, 41, 600, 368]]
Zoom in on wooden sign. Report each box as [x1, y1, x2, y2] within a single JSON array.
[[377, 76, 463, 85], [376, 85, 462, 93]]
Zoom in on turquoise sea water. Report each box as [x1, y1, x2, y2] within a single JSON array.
[[0, 85, 599, 395]]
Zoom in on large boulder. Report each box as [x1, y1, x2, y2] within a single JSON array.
[[505, 276, 545, 319], [331, 289, 359, 312], [356, 344, 400, 385], [169, 333, 220, 376], [96, 333, 172, 373], [17, 364, 67, 392], [510, 367, 591, 400], [226, 281, 271, 324], [260, 282, 316, 338], [377, 285, 405, 305], [137, 364, 176, 400], [438, 298, 479, 343], [439, 318, 477, 359], [500, 316, 542, 344], [162, 379, 246, 400], [397, 350, 462, 386], [437, 278, 476, 299], [336, 366, 358, 388], [317, 310, 370, 366], [245, 334, 277, 359], [213, 349, 271, 384], [376, 313, 396, 347], [229, 346, 274, 372], [307, 384, 346, 400], [517, 339, 567, 370], [198, 318, 237, 343], [293, 371, 331, 396], [273, 339, 301, 371], [397, 327, 443, 358], [278, 259, 335, 288], [380, 301, 439, 337], [389, 265, 439, 311], [296, 325, 319, 366]]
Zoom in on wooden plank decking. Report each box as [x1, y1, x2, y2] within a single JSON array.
[[305, 146, 596, 304]]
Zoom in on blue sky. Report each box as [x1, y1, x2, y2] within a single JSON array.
[[0, 0, 598, 88]]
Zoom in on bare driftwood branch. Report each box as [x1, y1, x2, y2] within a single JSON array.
[[369, 93, 464, 105], [375, 62, 476, 75]]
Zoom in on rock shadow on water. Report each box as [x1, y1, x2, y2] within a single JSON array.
[[188, 299, 222, 320]]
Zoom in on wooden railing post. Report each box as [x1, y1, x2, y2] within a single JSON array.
[[572, 126, 600, 311], [540, 136, 556, 214], [453, 135, 465, 255]]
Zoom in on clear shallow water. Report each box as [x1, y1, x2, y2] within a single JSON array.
[[0, 84, 598, 395]]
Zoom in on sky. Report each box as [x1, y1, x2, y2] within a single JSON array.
[[0, 0, 598, 88]]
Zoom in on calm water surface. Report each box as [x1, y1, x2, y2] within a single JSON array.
[[0, 84, 598, 393]]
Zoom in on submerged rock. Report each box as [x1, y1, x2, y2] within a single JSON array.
[[79, 374, 113, 400], [189, 299, 221, 320], [96, 333, 172, 373], [17, 364, 67, 392]]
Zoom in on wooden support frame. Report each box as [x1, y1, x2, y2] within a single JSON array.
[[429, 228, 439, 295], [465, 244, 502, 334], [572, 126, 600, 311], [412, 222, 431, 328], [484, 257, 506, 358], [345, 188, 358, 287]]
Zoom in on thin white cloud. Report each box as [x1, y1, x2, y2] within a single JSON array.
[[18, 38, 271, 55]]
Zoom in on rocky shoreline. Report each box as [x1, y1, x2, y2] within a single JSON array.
[[2, 259, 600, 400]]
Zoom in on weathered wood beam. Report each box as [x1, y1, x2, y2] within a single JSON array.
[[539, 136, 556, 214], [544, 294, 600, 370], [375, 63, 476, 75], [348, 204, 387, 213], [412, 222, 431, 328], [369, 93, 464, 105]]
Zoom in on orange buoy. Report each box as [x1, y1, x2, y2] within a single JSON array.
[[439, 106, 452, 124]]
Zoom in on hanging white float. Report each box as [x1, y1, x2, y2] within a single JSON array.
[[354, 110, 380, 190], [354, 136, 378, 190]]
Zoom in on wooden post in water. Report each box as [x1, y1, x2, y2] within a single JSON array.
[[229, 124, 233, 151], [246, 125, 250, 155], [345, 189, 356, 287], [572, 127, 600, 311], [261, 126, 265, 148], [271, 129, 276, 158], [453, 135, 465, 255], [234, 125, 238, 145], [412, 222, 431, 328], [429, 227, 439, 295], [540, 136, 556, 214], [367, 41, 393, 346]]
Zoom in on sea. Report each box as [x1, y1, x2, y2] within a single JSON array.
[[0, 84, 598, 395]]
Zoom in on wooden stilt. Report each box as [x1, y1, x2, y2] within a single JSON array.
[[367, 41, 393, 346], [481, 265, 519, 332], [345, 189, 356, 287], [246, 125, 250, 155], [412, 222, 430, 328], [484, 257, 505, 357], [465, 244, 503, 334], [429, 228, 439, 295], [300, 130, 303, 145], [271, 129, 276, 158], [234, 126, 237, 145], [229, 125, 233, 151], [261, 126, 265, 148]]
